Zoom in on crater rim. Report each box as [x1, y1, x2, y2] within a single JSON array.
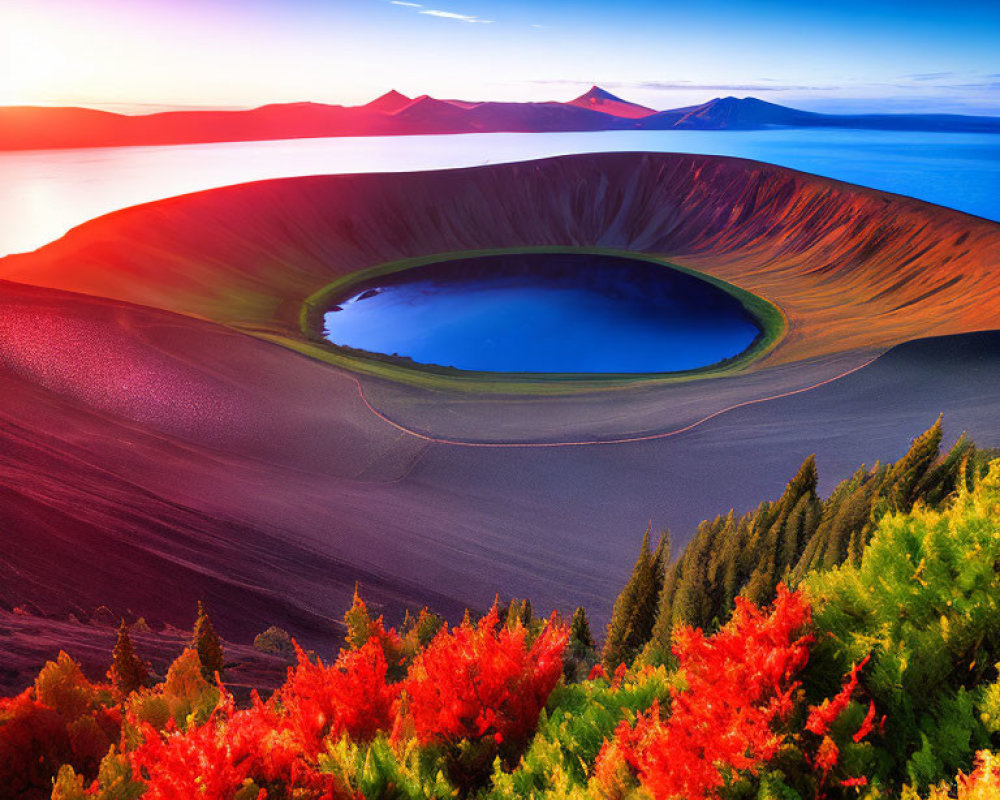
[[299, 247, 786, 393]]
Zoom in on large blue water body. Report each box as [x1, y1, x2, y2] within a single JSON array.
[[1, 128, 997, 256], [323, 253, 762, 374]]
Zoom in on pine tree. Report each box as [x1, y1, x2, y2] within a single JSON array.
[[570, 607, 595, 651], [768, 455, 821, 573], [920, 434, 975, 507], [503, 598, 533, 628], [191, 600, 225, 681], [884, 416, 943, 511], [403, 607, 444, 649], [629, 423, 981, 673], [109, 620, 149, 700], [345, 583, 375, 650], [795, 465, 877, 579], [603, 527, 667, 670], [648, 561, 679, 657], [642, 533, 669, 632], [670, 524, 716, 629]]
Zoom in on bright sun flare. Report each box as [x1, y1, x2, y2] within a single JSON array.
[[0, 12, 72, 105]]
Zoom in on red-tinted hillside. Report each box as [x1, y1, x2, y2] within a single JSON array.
[[3, 93, 999, 150], [2, 153, 1000, 692], [363, 89, 412, 113], [568, 85, 656, 118]]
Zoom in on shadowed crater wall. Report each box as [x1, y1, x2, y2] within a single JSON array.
[[0, 153, 998, 686], [3, 152, 999, 441]]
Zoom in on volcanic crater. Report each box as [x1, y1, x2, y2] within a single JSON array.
[[2, 152, 999, 687]]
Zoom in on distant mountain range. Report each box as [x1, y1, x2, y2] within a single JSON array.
[[2, 87, 998, 150]]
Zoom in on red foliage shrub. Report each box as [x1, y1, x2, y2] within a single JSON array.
[[594, 585, 813, 800], [128, 690, 353, 800], [403, 605, 568, 753], [806, 655, 870, 738], [0, 652, 120, 795], [805, 653, 879, 791], [610, 662, 629, 690], [0, 689, 75, 795], [279, 638, 399, 755]]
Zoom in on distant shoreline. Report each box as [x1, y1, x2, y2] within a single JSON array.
[[3, 88, 999, 151]]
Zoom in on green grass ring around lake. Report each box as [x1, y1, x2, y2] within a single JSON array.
[[294, 246, 786, 394]]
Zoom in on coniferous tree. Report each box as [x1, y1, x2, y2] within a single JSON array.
[[402, 607, 444, 649], [603, 531, 649, 671], [564, 606, 598, 681], [670, 524, 715, 629], [884, 415, 943, 511], [503, 598, 534, 629], [647, 559, 679, 657], [717, 525, 744, 615], [603, 527, 666, 670], [919, 434, 976, 508], [645, 533, 669, 630], [794, 464, 877, 578], [632, 420, 989, 669], [109, 620, 149, 701], [345, 583, 375, 650], [570, 607, 595, 651], [191, 601, 224, 682], [649, 427, 967, 661]]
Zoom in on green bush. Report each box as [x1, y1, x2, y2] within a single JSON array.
[[806, 460, 1000, 789], [486, 664, 673, 799]]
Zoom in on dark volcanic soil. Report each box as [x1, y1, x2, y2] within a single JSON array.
[[1, 153, 999, 691]]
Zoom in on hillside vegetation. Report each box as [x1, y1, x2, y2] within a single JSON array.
[[3, 423, 1000, 799]]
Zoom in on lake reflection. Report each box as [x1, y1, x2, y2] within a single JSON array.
[[1, 128, 998, 257]]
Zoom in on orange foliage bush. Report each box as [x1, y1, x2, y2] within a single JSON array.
[[279, 638, 399, 756], [0, 652, 119, 796], [129, 690, 353, 800], [402, 605, 568, 754], [594, 586, 814, 799]]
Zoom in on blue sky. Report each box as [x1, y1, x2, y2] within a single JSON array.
[[2, 0, 998, 113]]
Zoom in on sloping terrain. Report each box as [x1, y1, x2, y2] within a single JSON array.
[[3, 94, 999, 150], [1, 153, 998, 689], [568, 86, 656, 118], [3, 152, 998, 387]]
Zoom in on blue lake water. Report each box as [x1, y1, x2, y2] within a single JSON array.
[[1, 127, 997, 257], [322, 253, 762, 374]]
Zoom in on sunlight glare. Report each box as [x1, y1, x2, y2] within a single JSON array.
[[0, 10, 73, 105]]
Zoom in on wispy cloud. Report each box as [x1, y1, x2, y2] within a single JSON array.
[[636, 81, 836, 92], [905, 72, 955, 82], [933, 82, 1000, 91], [881, 72, 1000, 93], [889, 71, 1000, 93], [419, 9, 493, 22], [530, 79, 837, 92], [390, 1, 493, 24]]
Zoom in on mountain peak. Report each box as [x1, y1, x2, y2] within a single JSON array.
[[664, 95, 817, 130], [364, 90, 412, 113], [568, 85, 655, 118], [578, 85, 627, 103]]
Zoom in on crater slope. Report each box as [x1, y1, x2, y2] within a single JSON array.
[[3, 152, 999, 439], [1, 153, 998, 686]]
